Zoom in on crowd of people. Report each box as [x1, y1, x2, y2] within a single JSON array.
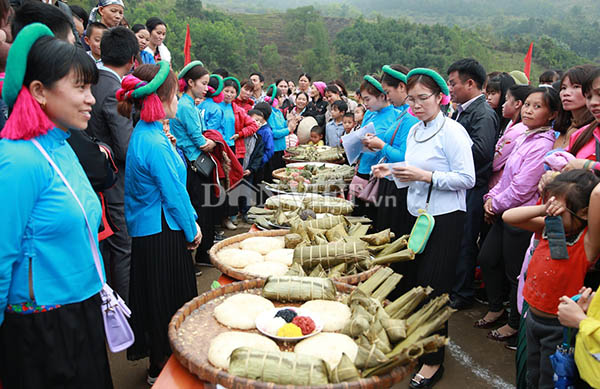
[[0, 1, 599, 389]]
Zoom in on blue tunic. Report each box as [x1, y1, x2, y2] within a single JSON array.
[[0, 129, 104, 324], [198, 98, 224, 135], [124, 120, 197, 242], [268, 107, 289, 152], [379, 104, 419, 164], [170, 93, 207, 162], [219, 101, 236, 147], [357, 104, 398, 175]]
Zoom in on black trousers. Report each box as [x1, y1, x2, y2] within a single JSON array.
[[186, 165, 217, 263], [479, 219, 532, 329], [375, 180, 411, 237], [452, 185, 487, 302], [100, 200, 131, 305]]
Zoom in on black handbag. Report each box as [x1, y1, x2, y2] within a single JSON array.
[[193, 153, 215, 178]]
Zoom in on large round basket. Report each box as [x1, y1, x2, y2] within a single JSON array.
[[209, 229, 381, 285], [168, 279, 415, 389], [283, 155, 346, 164]]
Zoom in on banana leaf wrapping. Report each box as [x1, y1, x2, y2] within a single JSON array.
[[293, 242, 369, 269], [285, 233, 303, 249], [327, 262, 346, 278], [366, 319, 392, 354], [341, 313, 371, 337], [307, 227, 327, 243], [381, 317, 407, 343], [308, 263, 327, 278], [302, 215, 347, 230], [262, 276, 336, 302], [328, 353, 361, 383], [229, 347, 329, 385], [303, 197, 354, 215], [285, 262, 306, 277], [360, 228, 394, 246], [348, 223, 371, 237], [325, 223, 348, 242], [354, 343, 390, 369]]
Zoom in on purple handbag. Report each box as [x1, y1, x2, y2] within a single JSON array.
[[32, 139, 135, 353]]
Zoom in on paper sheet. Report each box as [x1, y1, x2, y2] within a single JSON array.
[[341, 122, 376, 165]]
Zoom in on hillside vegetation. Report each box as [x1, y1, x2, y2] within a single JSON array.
[[69, 0, 594, 88]]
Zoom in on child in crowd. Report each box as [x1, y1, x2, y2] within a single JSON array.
[[503, 169, 600, 388], [479, 87, 560, 345], [325, 99, 347, 147], [539, 69, 560, 87], [84, 21, 107, 66], [250, 104, 275, 184], [485, 73, 516, 135], [354, 104, 366, 129], [342, 112, 355, 134], [308, 126, 325, 146], [489, 84, 533, 189], [132, 24, 155, 65]]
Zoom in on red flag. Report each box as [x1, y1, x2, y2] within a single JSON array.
[[184, 24, 191, 66], [523, 42, 533, 83]]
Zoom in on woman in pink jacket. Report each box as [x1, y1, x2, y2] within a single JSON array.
[[475, 87, 560, 344]]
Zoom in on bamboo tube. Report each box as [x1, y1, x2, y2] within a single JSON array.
[[406, 294, 450, 336], [372, 248, 415, 265], [371, 273, 403, 302], [357, 267, 393, 296], [377, 234, 410, 257], [387, 307, 456, 357]]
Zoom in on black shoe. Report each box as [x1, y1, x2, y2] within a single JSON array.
[[450, 296, 473, 310], [504, 335, 518, 351], [409, 365, 445, 389]]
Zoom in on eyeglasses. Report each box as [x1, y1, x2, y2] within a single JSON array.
[[406, 93, 435, 105]]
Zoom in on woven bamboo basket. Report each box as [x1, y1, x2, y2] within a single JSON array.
[[272, 166, 354, 183], [168, 278, 415, 389], [209, 229, 381, 285]]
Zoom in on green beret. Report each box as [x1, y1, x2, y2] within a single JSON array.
[[178, 60, 204, 80], [382, 65, 407, 84], [363, 75, 386, 94], [132, 61, 170, 98], [223, 76, 241, 98], [406, 68, 450, 96], [3, 23, 54, 108]]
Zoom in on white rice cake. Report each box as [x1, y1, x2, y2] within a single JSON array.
[[300, 300, 351, 332], [214, 293, 274, 329], [239, 236, 285, 255], [208, 331, 279, 370], [217, 248, 264, 269], [264, 248, 294, 266], [243, 261, 289, 278], [294, 332, 358, 369]]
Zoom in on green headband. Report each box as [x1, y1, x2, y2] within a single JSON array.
[[266, 83, 277, 100], [382, 65, 407, 84], [132, 61, 170, 98], [363, 75, 386, 94], [206, 74, 224, 97], [406, 68, 450, 96], [223, 76, 241, 98], [3, 23, 54, 108], [178, 60, 204, 80]]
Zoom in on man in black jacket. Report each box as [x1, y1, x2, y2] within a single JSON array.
[[86, 27, 138, 302], [447, 59, 499, 310]]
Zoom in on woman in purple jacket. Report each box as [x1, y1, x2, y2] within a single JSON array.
[[475, 87, 560, 344]]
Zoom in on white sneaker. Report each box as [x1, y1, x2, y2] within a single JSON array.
[[223, 219, 237, 230]]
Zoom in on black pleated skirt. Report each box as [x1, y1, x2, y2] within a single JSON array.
[[375, 180, 411, 236], [127, 215, 198, 364], [0, 294, 113, 389], [389, 210, 466, 366]]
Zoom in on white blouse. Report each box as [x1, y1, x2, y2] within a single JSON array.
[[404, 111, 475, 216]]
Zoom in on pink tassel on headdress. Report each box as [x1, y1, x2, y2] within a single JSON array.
[[212, 92, 224, 104], [407, 107, 415, 116], [441, 94, 451, 105], [116, 74, 145, 102], [178, 78, 187, 93], [264, 95, 279, 107], [1, 86, 55, 140], [140, 93, 165, 122]]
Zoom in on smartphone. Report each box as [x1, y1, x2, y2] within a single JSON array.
[[545, 215, 569, 260]]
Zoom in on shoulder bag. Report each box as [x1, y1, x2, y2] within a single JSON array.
[[31, 139, 135, 353]]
